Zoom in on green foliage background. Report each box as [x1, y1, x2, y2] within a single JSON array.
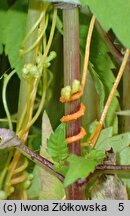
[[0, 0, 130, 200]]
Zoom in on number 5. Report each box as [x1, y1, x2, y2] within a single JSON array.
[[118, 203, 124, 211]]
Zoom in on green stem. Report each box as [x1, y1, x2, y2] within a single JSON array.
[[17, 0, 43, 137], [63, 7, 84, 200], [5, 0, 45, 198], [2, 70, 16, 130]]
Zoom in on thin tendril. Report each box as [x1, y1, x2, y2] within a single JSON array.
[[0, 118, 16, 123], [2, 70, 16, 130], [0, 150, 14, 190], [13, 159, 28, 174], [11, 173, 28, 185], [17, 70, 47, 136], [16, 104, 27, 133], [81, 15, 96, 92], [22, 11, 46, 48], [39, 9, 57, 69], [22, 15, 49, 55]]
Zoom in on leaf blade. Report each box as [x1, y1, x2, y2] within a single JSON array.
[[80, 0, 130, 48], [47, 123, 68, 163], [4, 1, 27, 77]]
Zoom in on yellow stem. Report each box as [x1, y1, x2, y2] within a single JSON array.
[[22, 10, 46, 48], [0, 150, 14, 189], [17, 72, 47, 137], [13, 159, 28, 175], [22, 15, 49, 55], [39, 9, 57, 68], [81, 15, 96, 92], [90, 49, 130, 148], [11, 173, 27, 185], [5, 151, 21, 191]]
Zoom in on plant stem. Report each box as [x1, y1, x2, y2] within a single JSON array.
[[16, 144, 64, 182], [2, 70, 16, 130], [17, 1, 43, 135], [63, 7, 84, 200], [6, 0, 44, 197], [90, 49, 130, 148]]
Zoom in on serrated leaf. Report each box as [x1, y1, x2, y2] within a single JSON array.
[[80, 0, 130, 49], [4, 1, 27, 77], [28, 117, 66, 200], [89, 27, 119, 132], [95, 132, 130, 153], [47, 123, 68, 163], [64, 152, 105, 187], [88, 149, 105, 163]]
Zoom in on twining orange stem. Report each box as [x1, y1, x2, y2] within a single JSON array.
[[61, 103, 86, 122], [90, 49, 130, 148], [60, 15, 96, 104], [60, 91, 83, 103], [66, 127, 86, 144], [60, 15, 96, 145]]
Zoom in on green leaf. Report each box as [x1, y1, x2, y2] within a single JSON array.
[[118, 147, 130, 165], [95, 132, 130, 153], [64, 152, 105, 187], [0, 0, 8, 54], [27, 165, 65, 200], [89, 62, 105, 114], [87, 149, 105, 163], [39, 166, 65, 200], [47, 123, 68, 163], [80, 0, 130, 49], [64, 155, 96, 187], [28, 114, 65, 200], [4, 1, 27, 77], [96, 127, 113, 147], [90, 27, 119, 132], [27, 166, 42, 199], [84, 120, 100, 142], [41, 111, 54, 162]]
